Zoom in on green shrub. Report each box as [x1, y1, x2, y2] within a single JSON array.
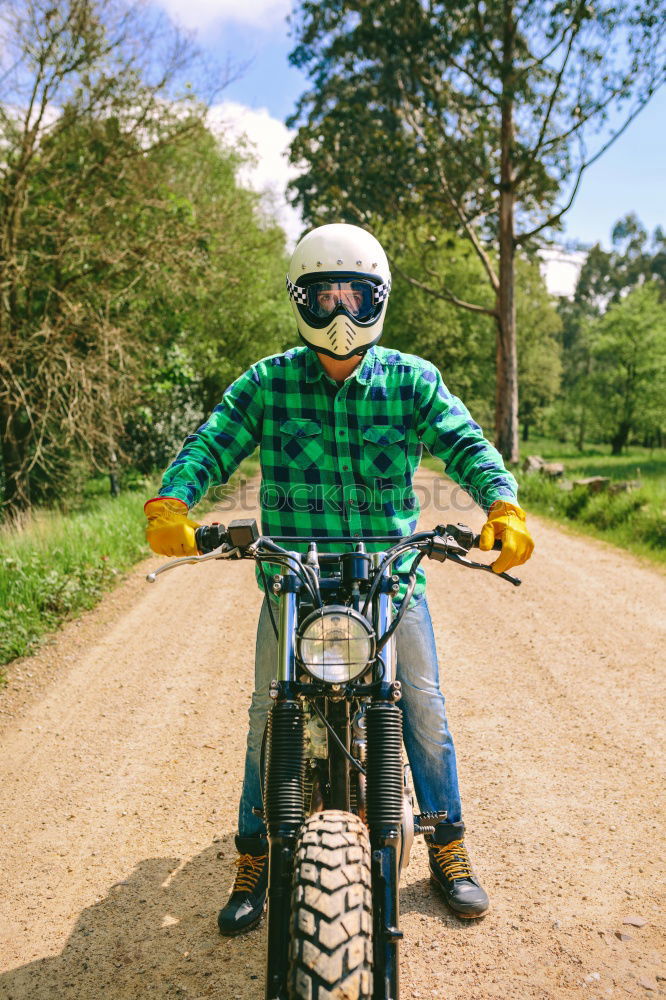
[[578, 491, 646, 530], [0, 490, 148, 671], [515, 466, 665, 561]]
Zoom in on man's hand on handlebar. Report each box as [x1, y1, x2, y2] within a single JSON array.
[[147, 518, 526, 588], [144, 497, 201, 557], [479, 500, 534, 574]]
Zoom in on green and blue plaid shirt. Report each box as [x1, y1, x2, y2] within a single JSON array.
[[159, 345, 518, 602]]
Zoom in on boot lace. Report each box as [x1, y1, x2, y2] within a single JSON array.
[[431, 838, 474, 881], [232, 853, 267, 894]]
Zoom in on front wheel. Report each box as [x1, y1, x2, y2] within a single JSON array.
[[289, 810, 373, 1000]]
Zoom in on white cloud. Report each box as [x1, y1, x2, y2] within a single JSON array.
[[208, 101, 303, 246], [156, 0, 290, 30], [538, 247, 586, 298]]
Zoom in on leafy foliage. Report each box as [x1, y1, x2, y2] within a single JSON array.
[[555, 215, 666, 450], [0, 0, 292, 517], [586, 285, 666, 454]]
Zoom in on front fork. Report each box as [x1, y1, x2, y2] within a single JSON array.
[[367, 564, 403, 1000], [264, 570, 304, 1000]]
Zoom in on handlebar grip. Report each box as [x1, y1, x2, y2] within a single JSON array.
[[473, 534, 502, 551], [195, 523, 228, 554]]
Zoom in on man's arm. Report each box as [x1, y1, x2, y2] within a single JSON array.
[[144, 366, 263, 556], [158, 365, 263, 508], [415, 366, 518, 512], [415, 366, 533, 573]]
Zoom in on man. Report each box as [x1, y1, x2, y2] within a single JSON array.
[[144, 223, 534, 934]]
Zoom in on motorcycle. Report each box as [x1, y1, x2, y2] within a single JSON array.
[[148, 518, 519, 1000]]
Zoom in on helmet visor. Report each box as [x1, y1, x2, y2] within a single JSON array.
[[305, 279, 377, 321]]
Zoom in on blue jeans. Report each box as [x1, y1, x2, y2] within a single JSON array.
[[238, 596, 462, 837]]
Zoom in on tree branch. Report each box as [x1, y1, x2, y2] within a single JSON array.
[[516, 91, 662, 245], [514, 20, 579, 185], [390, 256, 498, 318], [396, 85, 500, 294], [448, 58, 501, 99]]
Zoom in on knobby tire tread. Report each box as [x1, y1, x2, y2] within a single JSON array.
[[288, 810, 373, 1000]]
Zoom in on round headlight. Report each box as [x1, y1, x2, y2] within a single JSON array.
[[297, 606, 375, 684]]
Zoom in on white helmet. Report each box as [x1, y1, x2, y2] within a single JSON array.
[[286, 223, 391, 359]]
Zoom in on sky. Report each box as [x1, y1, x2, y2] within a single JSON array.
[[154, 0, 666, 274]]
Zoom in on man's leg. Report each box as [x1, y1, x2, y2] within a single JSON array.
[[237, 598, 274, 839], [396, 596, 489, 918], [218, 598, 274, 935]]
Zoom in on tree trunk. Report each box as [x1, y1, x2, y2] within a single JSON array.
[[523, 419, 530, 442], [109, 448, 120, 497], [0, 400, 31, 517], [611, 421, 631, 455], [576, 409, 586, 452], [495, 1, 519, 464]]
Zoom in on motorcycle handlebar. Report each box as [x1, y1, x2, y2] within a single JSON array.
[[194, 523, 502, 555], [195, 523, 229, 554], [474, 535, 503, 551]]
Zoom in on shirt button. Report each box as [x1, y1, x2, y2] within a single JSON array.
[[343, 464, 349, 471]]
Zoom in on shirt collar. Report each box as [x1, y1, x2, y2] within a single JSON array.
[[304, 348, 325, 383], [355, 346, 377, 384], [303, 345, 378, 385]]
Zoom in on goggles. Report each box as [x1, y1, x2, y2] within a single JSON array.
[[287, 274, 391, 324]]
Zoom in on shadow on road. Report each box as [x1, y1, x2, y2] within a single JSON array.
[[1, 842, 474, 999], [400, 874, 481, 929], [0, 834, 266, 1000]]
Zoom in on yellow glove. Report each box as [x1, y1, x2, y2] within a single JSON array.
[[479, 500, 534, 575], [144, 497, 201, 557]]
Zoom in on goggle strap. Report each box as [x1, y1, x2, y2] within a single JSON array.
[[286, 275, 391, 307], [285, 275, 308, 305], [373, 279, 391, 304]]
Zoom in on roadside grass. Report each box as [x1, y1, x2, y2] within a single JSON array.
[[515, 436, 666, 565], [0, 456, 261, 677], [0, 489, 150, 674]]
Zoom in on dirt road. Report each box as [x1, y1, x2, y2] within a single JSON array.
[[1, 472, 664, 999]]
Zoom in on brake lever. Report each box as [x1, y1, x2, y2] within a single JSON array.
[[445, 551, 521, 587], [146, 544, 240, 582]]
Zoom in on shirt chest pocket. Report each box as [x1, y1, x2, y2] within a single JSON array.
[[360, 425, 407, 480], [280, 418, 325, 470]]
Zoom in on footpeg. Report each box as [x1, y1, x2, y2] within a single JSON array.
[[414, 811, 448, 836]]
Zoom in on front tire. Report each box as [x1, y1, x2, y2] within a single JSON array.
[[289, 810, 373, 1000]]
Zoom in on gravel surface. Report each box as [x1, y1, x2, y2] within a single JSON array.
[[1, 471, 664, 999]]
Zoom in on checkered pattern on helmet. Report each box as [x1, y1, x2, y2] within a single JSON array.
[[285, 275, 308, 305], [372, 279, 391, 305], [158, 345, 518, 607]]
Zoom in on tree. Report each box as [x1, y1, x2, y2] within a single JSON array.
[[123, 121, 293, 454], [0, 0, 211, 514], [0, 1, 293, 518], [573, 214, 666, 312], [515, 257, 562, 441], [587, 284, 665, 454], [557, 214, 666, 448], [287, 0, 666, 461], [381, 226, 496, 423]]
